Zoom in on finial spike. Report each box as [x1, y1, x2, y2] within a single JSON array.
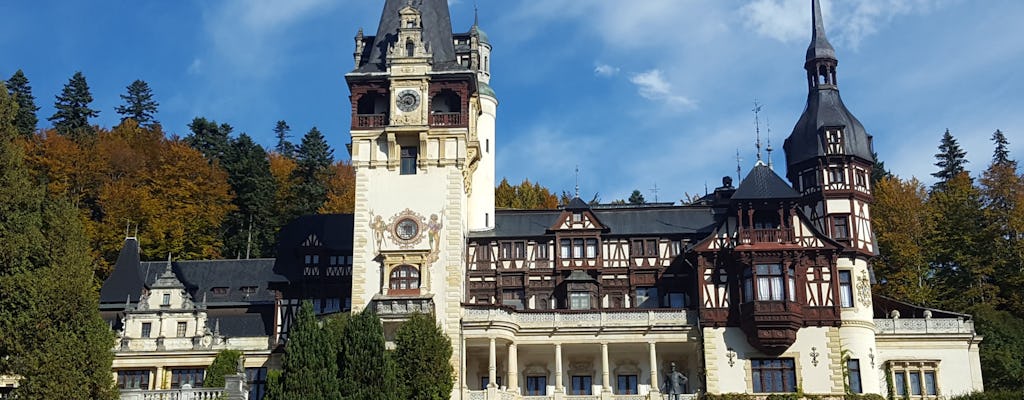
[[474, 1, 479, 27], [736, 149, 742, 182], [765, 115, 774, 169], [753, 100, 763, 163], [574, 165, 580, 198]]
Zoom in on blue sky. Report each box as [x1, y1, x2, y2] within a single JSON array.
[[2, 0, 1022, 202]]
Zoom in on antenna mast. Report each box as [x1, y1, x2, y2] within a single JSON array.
[[766, 115, 774, 168], [736, 149, 742, 183], [753, 100, 763, 163], [574, 165, 580, 198]]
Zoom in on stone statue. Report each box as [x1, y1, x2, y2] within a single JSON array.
[[662, 362, 688, 399]]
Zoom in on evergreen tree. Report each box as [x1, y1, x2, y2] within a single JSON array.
[[280, 301, 341, 400], [628, 189, 646, 204], [49, 71, 99, 140], [186, 117, 233, 162], [968, 306, 1024, 391], [991, 130, 1011, 166], [931, 129, 968, 188], [204, 349, 243, 388], [6, 69, 39, 137], [115, 79, 159, 128], [341, 310, 400, 400], [495, 178, 515, 208], [928, 173, 996, 310], [870, 151, 892, 185], [0, 88, 117, 399], [290, 127, 334, 217], [871, 176, 938, 306], [222, 134, 277, 258], [393, 313, 454, 400], [979, 131, 1024, 316], [274, 120, 295, 158], [264, 369, 285, 400]]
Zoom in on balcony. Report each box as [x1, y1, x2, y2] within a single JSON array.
[[430, 112, 464, 127], [462, 306, 696, 335], [372, 294, 435, 320], [120, 386, 226, 400], [739, 228, 794, 245], [354, 113, 387, 129], [874, 318, 975, 335]]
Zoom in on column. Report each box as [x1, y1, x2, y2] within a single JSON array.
[[508, 342, 519, 393], [460, 337, 468, 391], [488, 337, 497, 388], [648, 342, 659, 394], [601, 342, 611, 393], [555, 343, 564, 393]]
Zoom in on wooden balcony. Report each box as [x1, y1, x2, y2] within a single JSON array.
[[739, 228, 794, 245], [430, 112, 464, 127], [739, 300, 803, 353], [353, 113, 387, 129]]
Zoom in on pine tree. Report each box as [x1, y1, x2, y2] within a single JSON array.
[[871, 176, 938, 306], [979, 130, 1024, 316], [393, 313, 454, 400], [928, 173, 997, 310], [280, 301, 341, 400], [991, 130, 1011, 166], [6, 69, 40, 137], [931, 129, 968, 188], [222, 134, 277, 258], [870, 151, 892, 185], [115, 79, 159, 128], [185, 117, 233, 162], [204, 349, 243, 388], [341, 310, 400, 400], [48, 71, 99, 140], [274, 120, 295, 158], [0, 88, 117, 399], [290, 127, 334, 217], [628, 189, 646, 204]]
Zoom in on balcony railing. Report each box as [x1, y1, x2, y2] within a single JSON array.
[[874, 318, 975, 335], [739, 228, 794, 245], [430, 112, 463, 127], [463, 307, 696, 333], [354, 113, 387, 129], [119, 387, 224, 400], [372, 295, 435, 318]]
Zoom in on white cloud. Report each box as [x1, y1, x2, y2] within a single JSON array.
[[187, 58, 203, 75], [629, 69, 695, 108], [594, 63, 619, 77]]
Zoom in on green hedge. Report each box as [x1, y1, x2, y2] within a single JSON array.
[[948, 391, 1024, 400]]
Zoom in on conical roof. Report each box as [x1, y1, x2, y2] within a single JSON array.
[[732, 163, 800, 200], [355, 0, 462, 73], [806, 0, 836, 63]]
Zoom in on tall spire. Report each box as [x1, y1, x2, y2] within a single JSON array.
[[806, 0, 836, 63]]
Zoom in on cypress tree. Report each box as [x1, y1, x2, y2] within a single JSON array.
[[393, 313, 454, 400], [341, 310, 400, 400], [115, 79, 160, 128], [222, 133, 277, 258], [204, 349, 243, 388], [185, 117, 233, 162], [274, 120, 295, 158], [0, 88, 116, 399], [628, 189, 646, 204], [48, 71, 99, 140], [281, 301, 341, 400], [931, 129, 968, 188], [5, 69, 39, 137], [290, 126, 333, 217]]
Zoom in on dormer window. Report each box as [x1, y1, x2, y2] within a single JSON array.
[[162, 293, 171, 306], [211, 287, 229, 296], [825, 129, 844, 154], [572, 213, 582, 223]]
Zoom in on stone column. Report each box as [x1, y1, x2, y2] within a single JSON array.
[[460, 337, 468, 391], [555, 343, 564, 393], [508, 342, 519, 393], [648, 341, 660, 394], [154, 366, 165, 390], [488, 337, 497, 388], [601, 342, 611, 393]]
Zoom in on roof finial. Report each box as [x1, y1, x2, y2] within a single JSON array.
[[736, 149, 742, 182], [753, 99, 763, 164], [807, 0, 836, 63], [765, 116, 774, 169], [474, 1, 479, 27], [574, 165, 580, 198]]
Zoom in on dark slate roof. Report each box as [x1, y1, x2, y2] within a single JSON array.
[[209, 310, 275, 337], [100, 238, 146, 304], [139, 259, 285, 304], [564, 197, 590, 211], [469, 207, 717, 239], [784, 88, 874, 167], [355, 0, 462, 73], [732, 163, 800, 200], [806, 0, 836, 62], [273, 214, 354, 280]]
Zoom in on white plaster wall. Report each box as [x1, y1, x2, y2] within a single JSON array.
[[468, 95, 497, 231], [705, 327, 837, 395], [876, 338, 984, 397]]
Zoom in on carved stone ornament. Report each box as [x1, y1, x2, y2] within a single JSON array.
[[856, 270, 872, 308], [388, 209, 426, 248]]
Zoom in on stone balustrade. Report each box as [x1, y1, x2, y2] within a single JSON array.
[[873, 318, 975, 335], [468, 392, 695, 400], [119, 387, 224, 400]]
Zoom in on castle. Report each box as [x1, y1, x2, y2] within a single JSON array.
[[96, 1, 984, 399]]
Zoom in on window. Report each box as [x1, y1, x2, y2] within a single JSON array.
[[617, 375, 638, 394], [560, 239, 571, 259], [924, 371, 937, 396], [787, 266, 796, 302], [525, 376, 547, 395], [894, 372, 907, 397], [636, 287, 658, 308], [670, 240, 683, 257], [572, 212, 582, 222], [176, 321, 187, 337], [839, 271, 854, 308], [569, 292, 590, 310], [481, 376, 502, 389], [667, 292, 686, 308], [117, 370, 150, 390], [246, 367, 268, 400], [162, 293, 171, 306], [743, 268, 754, 302], [476, 244, 491, 262], [240, 286, 257, 295], [170, 368, 204, 389], [514, 241, 526, 259], [585, 239, 598, 258], [847, 359, 862, 393], [829, 167, 846, 184], [537, 243, 549, 260], [751, 359, 797, 393], [572, 239, 583, 259], [389, 265, 420, 293], [211, 287, 229, 295], [756, 264, 785, 301], [826, 129, 844, 154], [570, 376, 593, 395], [631, 239, 658, 257], [832, 215, 850, 239], [499, 242, 512, 260], [889, 361, 941, 398], [400, 146, 418, 175], [405, 39, 414, 57], [141, 322, 152, 338], [801, 171, 819, 190], [855, 170, 867, 188], [322, 298, 341, 314], [910, 372, 922, 396], [502, 289, 525, 310], [486, 139, 489, 153]]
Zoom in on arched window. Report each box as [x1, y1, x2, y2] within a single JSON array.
[[430, 89, 462, 113], [406, 40, 415, 57], [389, 265, 420, 294]]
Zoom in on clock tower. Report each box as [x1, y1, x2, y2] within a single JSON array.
[[345, 1, 494, 393]]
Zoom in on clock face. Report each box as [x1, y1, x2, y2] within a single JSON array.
[[395, 218, 419, 240], [396, 90, 420, 112]]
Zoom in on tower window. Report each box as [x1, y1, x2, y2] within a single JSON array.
[[400, 146, 418, 175], [406, 39, 415, 57], [839, 270, 854, 307], [832, 215, 850, 239], [141, 322, 152, 338]]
